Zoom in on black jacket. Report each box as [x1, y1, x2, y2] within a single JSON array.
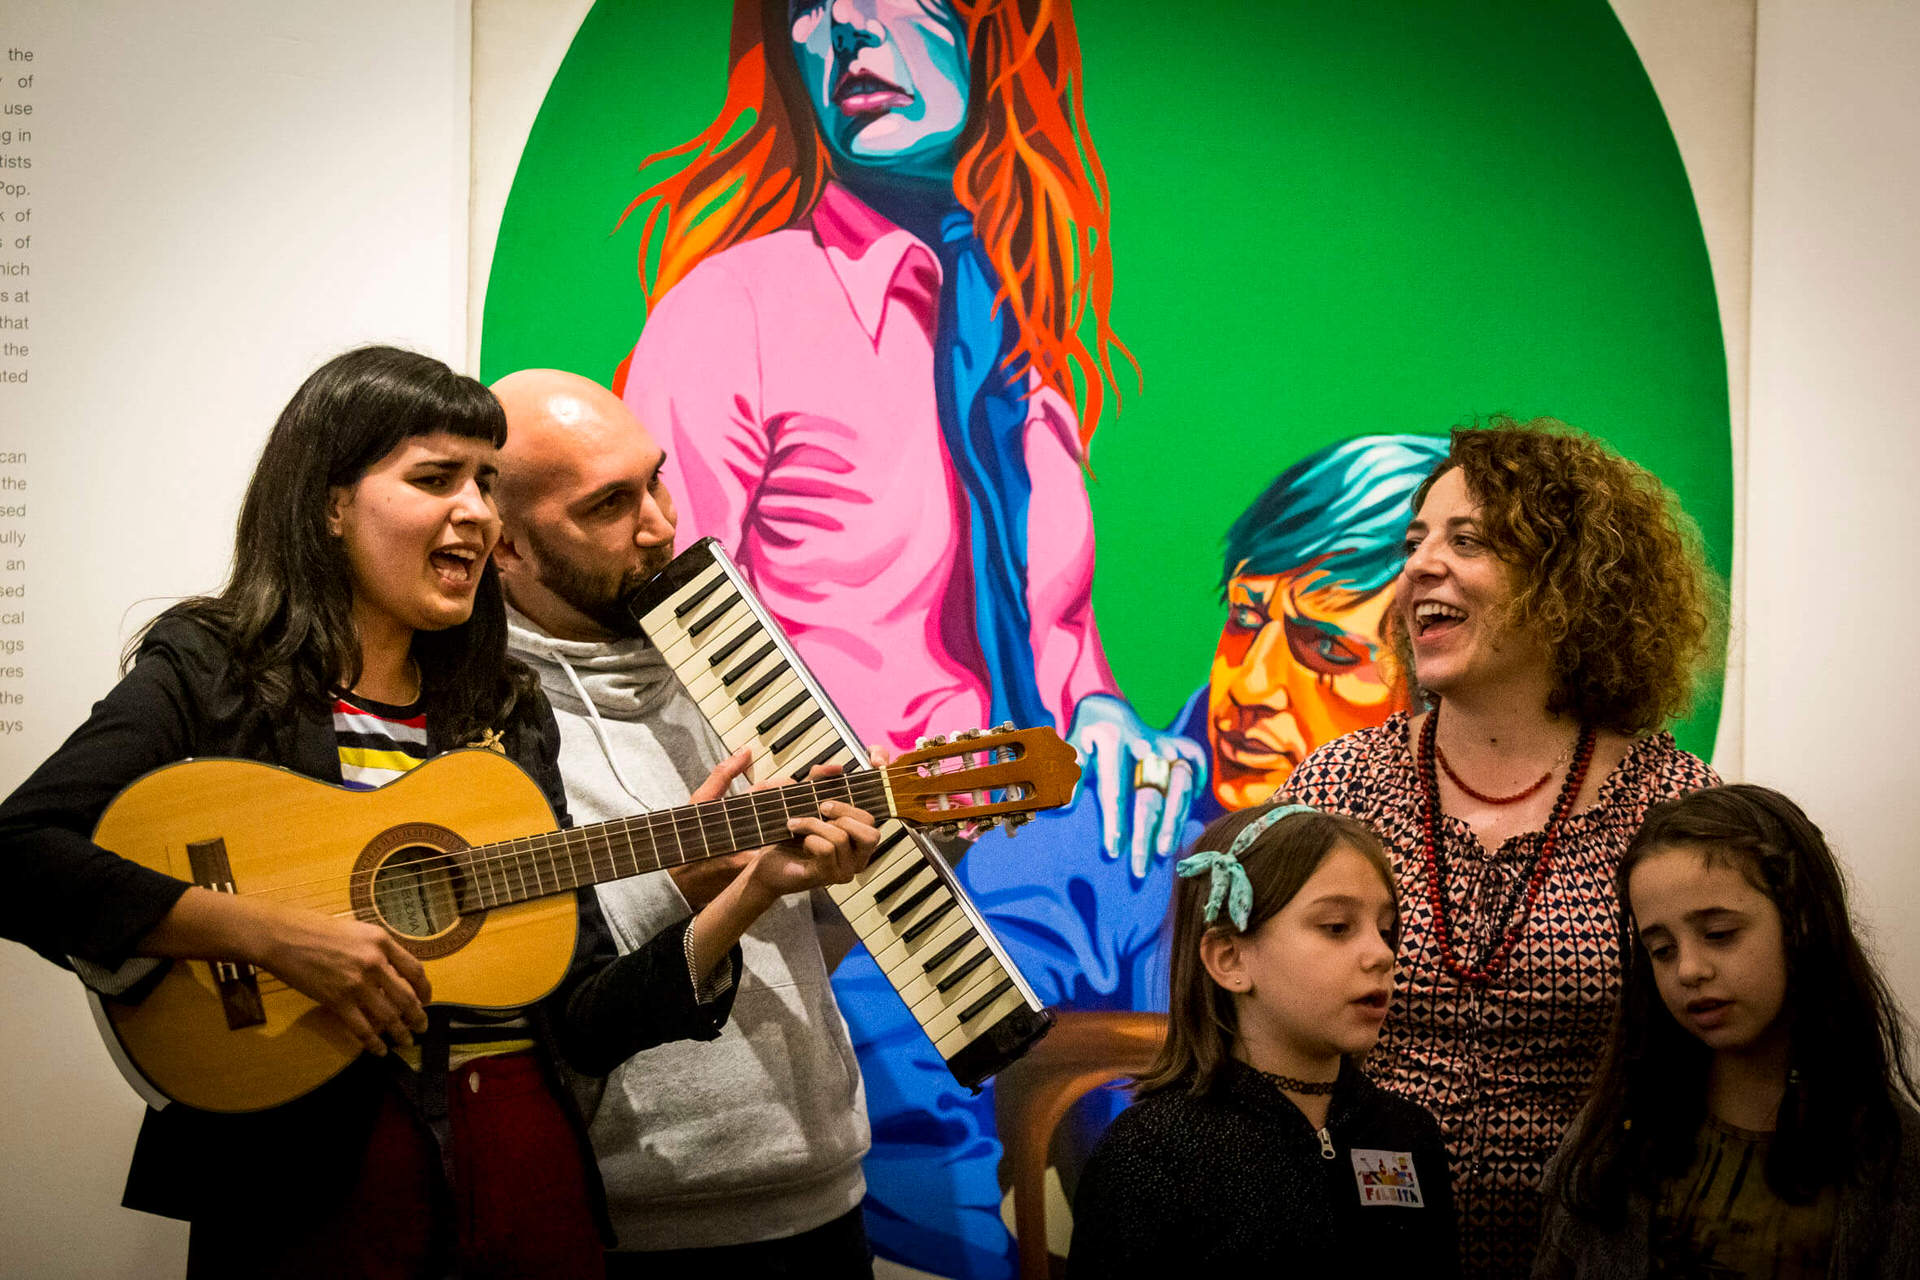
[[0, 615, 737, 1225], [1068, 1059, 1459, 1277]]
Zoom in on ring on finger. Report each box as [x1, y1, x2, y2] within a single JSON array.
[[1134, 756, 1174, 794]]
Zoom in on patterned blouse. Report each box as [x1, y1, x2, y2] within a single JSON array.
[[1285, 713, 1718, 1278]]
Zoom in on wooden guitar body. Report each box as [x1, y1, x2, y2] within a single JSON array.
[[93, 750, 569, 1114], [82, 724, 1076, 1113]]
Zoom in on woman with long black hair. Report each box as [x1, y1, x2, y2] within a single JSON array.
[[0, 345, 878, 1278]]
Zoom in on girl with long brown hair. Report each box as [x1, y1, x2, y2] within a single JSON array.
[[1536, 785, 1920, 1276], [1068, 803, 1456, 1274]]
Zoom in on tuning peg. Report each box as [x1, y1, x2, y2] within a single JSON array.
[[916, 733, 949, 748], [992, 721, 1014, 733], [953, 727, 982, 741]]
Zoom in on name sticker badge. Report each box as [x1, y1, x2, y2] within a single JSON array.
[[1351, 1149, 1425, 1208]]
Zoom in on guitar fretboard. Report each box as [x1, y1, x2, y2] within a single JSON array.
[[453, 770, 893, 912]]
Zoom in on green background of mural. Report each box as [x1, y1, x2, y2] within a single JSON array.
[[482, 0, 1730, 756]]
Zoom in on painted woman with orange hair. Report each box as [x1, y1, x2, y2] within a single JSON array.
[[615, 5, 1206, 1272], [620, 0, 1205, 874]]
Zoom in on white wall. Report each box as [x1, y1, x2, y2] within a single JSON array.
[[1610, 0, 1920, 1034], [1, 0, 1916, 1273], [0, 3, 470, 1274], [1746, 0, 1920, 1019], [1610, 0, 1756, 781], [467, 0, 592, 372]]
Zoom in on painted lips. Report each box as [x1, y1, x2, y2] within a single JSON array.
[[1214, 729, 1297, 771], [834, 70, 910, 115]]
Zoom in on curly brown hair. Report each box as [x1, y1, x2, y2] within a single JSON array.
[[1399, 417, 1719, 736]]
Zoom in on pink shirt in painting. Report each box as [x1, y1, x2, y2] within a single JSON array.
[[625, 183, 1118, 753]]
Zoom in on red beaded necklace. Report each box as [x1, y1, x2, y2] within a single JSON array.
[[1417, 704, 1597, 984], [1434, 743, 1553, 805]]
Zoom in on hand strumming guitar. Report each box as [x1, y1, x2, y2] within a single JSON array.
[[140, 887, 432, 1058]]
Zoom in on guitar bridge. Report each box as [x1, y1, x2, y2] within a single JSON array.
[[186, 837, 267, 1031]]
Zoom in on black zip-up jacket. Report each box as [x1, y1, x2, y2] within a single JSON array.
[[0, 615, 738, 1229], [1068, 1058, 1459, 1277]]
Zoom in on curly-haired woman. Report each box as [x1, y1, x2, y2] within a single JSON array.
[[1283, 418, 1722, 1278]]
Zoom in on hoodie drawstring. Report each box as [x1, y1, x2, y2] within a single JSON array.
[[550, 645, 652, 809]]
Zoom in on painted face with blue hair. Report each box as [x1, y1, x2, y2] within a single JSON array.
[[1207, 434, 1449, 809]]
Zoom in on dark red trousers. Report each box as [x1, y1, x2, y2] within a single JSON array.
[[186, 1052, 604, 1280]]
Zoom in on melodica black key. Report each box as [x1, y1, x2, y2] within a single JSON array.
[[630, 538, 1054, 1090]]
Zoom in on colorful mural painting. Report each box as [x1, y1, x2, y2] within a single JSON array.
[[613, 0, 1205, 870], [482, 2, 1732, 1275], [1176, 434, 1451, 825]]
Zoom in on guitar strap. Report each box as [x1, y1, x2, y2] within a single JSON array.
[[407, 1005, 461, 1280], [403, 1010, 591, 1276]]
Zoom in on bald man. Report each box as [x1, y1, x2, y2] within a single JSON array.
[[491, 371, 873, 1276]]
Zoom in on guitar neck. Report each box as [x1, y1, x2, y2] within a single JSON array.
[[458, 769, 896, 911]]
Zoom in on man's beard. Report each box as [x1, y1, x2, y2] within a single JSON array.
[[528, 528, 670, 640]]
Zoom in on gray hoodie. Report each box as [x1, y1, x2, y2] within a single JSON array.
[[507, 609, 870, 1250]]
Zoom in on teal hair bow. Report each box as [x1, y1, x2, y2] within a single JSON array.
[[1175, 849, 1255, 931], [1175, 803, 1317, 931]]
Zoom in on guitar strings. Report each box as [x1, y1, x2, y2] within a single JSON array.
[[223, 750, 1018, 916], [252, 740, 1021, 916], [232, 759, 998, 933], [250, 771, 893, 915], [263, 746, 1006, 906]]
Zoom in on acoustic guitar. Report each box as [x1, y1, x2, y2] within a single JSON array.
[[87, 725, 1077, 1113]]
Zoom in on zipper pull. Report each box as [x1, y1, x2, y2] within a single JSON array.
[[1318, 1127, 1336, 1160]]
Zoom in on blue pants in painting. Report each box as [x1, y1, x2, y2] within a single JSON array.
[[835, 768, 1206, 1279]]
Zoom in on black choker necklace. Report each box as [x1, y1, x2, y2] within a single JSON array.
[[1261, 1069, 1338, 1096]]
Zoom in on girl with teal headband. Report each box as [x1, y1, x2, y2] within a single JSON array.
[[1066, 803, 1458, 1274]]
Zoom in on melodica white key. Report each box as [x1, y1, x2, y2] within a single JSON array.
[[631, 538, 1054, 1089]]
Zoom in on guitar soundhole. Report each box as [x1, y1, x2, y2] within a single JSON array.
[[371, 845, 464, 939], [350, 822, 483, 960]]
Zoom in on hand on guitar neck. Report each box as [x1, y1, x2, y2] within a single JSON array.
[[678, 746, 884, 988], [667, 749, 846, 910]]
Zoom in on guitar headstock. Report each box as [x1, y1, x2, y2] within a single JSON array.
[[888, 723, 1082, 837]]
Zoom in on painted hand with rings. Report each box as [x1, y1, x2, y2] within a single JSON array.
[[1068, 692, 1209, 879]]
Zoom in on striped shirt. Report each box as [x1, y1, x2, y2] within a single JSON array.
[[331, 689, 535, 1064], [332, 692, 430, 789]]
